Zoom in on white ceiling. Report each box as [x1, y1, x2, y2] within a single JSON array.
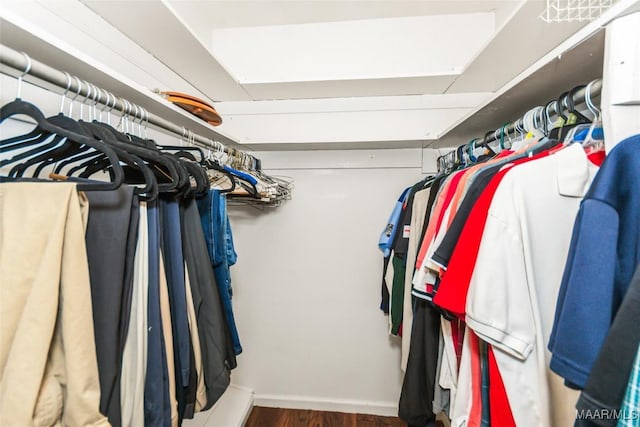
[[70, 0, 608, 147], [209, 13, 495, 84], [166, 1, 515, 33]]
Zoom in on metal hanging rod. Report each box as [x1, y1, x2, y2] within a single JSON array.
[[0, 44, 248, 159], [478, 79, 602, 147]]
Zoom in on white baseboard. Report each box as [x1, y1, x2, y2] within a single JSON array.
[[252, 394, 398, 417]]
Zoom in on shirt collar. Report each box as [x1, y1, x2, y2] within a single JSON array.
[[554, 144, 597, 197]]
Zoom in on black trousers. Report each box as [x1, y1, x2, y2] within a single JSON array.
[[84, 187, 139, 427], [399, 298, 441, 427], [181, 198, 231, 410]]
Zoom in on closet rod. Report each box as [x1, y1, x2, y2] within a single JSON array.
[[479, 79, 602, 146], [0, 45, 247, 158]]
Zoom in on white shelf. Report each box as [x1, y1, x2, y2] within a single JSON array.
[[0, 7, 239, 147]]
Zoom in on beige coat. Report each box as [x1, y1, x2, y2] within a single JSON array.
[[0, 183, 109, 427]]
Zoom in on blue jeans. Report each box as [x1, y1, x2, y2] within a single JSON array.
[[197, 190, 242, 355]]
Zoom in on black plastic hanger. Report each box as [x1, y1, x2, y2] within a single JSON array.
[[0, 99, 123, 191]]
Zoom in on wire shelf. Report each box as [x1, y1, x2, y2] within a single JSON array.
[[540, 0, 617, 23]]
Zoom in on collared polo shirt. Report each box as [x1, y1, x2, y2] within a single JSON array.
[[465, 143, 597, 427], [549, 134, 640, 389]]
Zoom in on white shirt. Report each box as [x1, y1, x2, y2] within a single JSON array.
[[465, 144, 596, 427]]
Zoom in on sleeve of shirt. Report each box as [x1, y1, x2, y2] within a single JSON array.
[[548, 199, 620, 388], [465, 189, 535, 361]]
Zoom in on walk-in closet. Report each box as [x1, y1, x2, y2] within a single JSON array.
[[1, 1, 639, 426]]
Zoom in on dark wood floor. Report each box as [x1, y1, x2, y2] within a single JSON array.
[[245, 407, 406, 427]]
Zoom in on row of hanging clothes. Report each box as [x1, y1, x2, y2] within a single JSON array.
[[378, 79, 640, 427], [0, 53, 290, 427]]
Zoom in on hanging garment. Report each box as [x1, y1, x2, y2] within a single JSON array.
[[432, 148, 552, 316], [401, 186, 432, 371], [573, 264, 640, 426], [550, 134, 640, 389], [159, 250, 179, 427], [432, 327, 450, 416], [84, 186, 139, 427], [378, 187, 412, 312], [0, 182, 109, 427], [145, 200, 171, 427], [464, 143, 597, 427], [197, 189, 242, 356], [181, 198, 231, 409], [160, 197, 193, 420], [398, 299, 441, 427], [184, 263, 209, 412], [389, 180, 432, 336], [121, 202, 148, 427], [616, 343, 640, 427]]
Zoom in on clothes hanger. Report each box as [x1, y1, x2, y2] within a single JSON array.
[[1, 74, 88, 169], [579, 80, 605, 152], [1, 71, 79, 150], [62, 96, 162, 198], [548, 91, 571, 140], [30, 81, 109, 177], [225, 150, 261, 199], [65, 87, 159, 200], [202, 140, 236, 193], [84, 98, 183, 195], [0, 57, 124, 191], [173, 129, 210, 198]]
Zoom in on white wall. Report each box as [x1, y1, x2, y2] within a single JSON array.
[[227, 150, 429, 415]]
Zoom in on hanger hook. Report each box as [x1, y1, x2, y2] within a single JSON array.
[[96, 88, 108, 122], [585, 80, 600, 119], [68, 76, 82, 117], [545, 101, 554, 129], [117, 98, 127, 131], [16, 52, 32, 99], [91, 84, 102, 120], [142, 107, 149, 138], [89, 83, 98, 121], [131, 103, 140, 136], [79, 80, 91, 121], [59, 72, 72, 114], [105, 92, 115, 125]]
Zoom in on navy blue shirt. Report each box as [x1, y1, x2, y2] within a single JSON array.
[[549, 134, 640, 388]]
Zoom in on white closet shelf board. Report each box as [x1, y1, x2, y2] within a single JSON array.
[[80, 0, 250, 102], [0, 16, 239, 147], [182, 385, 254, 427], [431, 30, 605, 148], [431, 0, 640, 149]]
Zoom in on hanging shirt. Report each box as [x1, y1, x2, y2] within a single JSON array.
[[574, 264, 640, 426], [465, 144, 597, 427], [390, 180, 431, 335], [413, 171, 465, 300], [549, 134, 640, 389], [616, 343, 640, 427], [378, 187, 412, 258]]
